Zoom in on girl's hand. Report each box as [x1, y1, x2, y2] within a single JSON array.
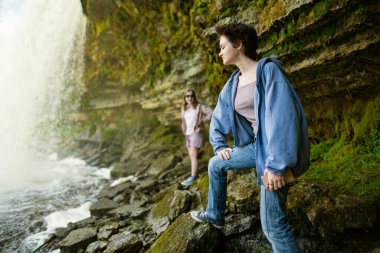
[[265, 168, 285, 191], [217, 148, 233, 160]]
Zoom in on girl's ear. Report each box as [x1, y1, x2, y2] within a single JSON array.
[[236, 41, 244, 52]]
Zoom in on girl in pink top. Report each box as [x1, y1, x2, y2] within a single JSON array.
[[180, 89, 213, 188]]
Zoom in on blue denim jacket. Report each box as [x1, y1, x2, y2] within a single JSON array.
[[209, 57, 310, 185]]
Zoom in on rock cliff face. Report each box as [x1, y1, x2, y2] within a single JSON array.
[[59, 0, 380, 252], [80, 0, 379, 141], [74, 0, 380, 192]]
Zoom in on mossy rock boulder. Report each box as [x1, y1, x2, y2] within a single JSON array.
[[147, 213, 222, 253], [189, 174, 210, 209], [288, 180, 378, 237], [147, 186, 193, 234], [227, 169, 260, 214]]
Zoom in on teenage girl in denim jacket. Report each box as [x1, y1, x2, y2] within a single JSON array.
[[190, 23, 310, 253]]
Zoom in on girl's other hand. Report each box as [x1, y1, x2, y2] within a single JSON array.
[[217, 148, 233, 160]]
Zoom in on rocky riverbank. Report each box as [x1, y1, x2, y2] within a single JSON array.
[[36, 138, 379, 253]]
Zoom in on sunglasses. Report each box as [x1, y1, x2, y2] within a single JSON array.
[[185, 94, 194, 98]]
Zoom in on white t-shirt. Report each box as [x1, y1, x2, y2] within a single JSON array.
[[184, 107, 197, 135], [234, 82, 257, 134]]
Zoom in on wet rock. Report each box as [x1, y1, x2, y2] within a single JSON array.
[[190, 175, 210, 208], [90, 198, 118, 217], [85, 241, 108, 253], [71, 217, 97, 229], [223, 231, 271, 253], [97, 229, 114, 240], [99, 221, 120, 231], [147, 187, 192, 234], [97, 221, 120, 241], [147, 215, 169, 236], [227, 170, 260, 214], [76, 128, 101, 143], [108, 204, 150, 219], [112, 193, 127, 203], [138, 178, 158, 191], [110, 162, 147, 179], [85, 0, 117, 22], [28, 220, 45, 233], [59, 227, 97, 253], [98, 181, 136, 199], [55, 227, 73, 239], [103, 231, 143, 253], [86, 153, 101, 166], [147, 155, 181, 176], [168, 190, 193, 221], [133, 178, 162, 200], [224, 214, 256, 237], [119, 219, 146, 234], [120, 140, 136, 162], [98, 217, 121, 227], [147, 213, 221, 253]]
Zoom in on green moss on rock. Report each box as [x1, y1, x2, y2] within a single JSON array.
[[150, 186, 175, 219], [147, 214, 221, 253]]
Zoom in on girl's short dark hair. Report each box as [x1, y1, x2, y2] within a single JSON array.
[[215, 23, 258, 60]]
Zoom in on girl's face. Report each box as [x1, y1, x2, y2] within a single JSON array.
[[185, 92, 195, 105], [218, 35, 238, 65]]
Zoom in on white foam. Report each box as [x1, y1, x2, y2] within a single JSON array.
[[45, 202, 91, 231], [24, 202, 92, 252], [93, 168, 111, 179], [59, 157, 86, 166], [110, 175, 136, 186]]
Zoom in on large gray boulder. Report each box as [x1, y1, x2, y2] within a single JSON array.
[[90, 198, 118, 217], [110, 161, 147, 179], [98, 181, 137, 199], [108, 204, 150, 219], [147, 155, 181, 176], [85, 241, 108, 253], [103, 231, 143, 253], [59, 227, 97, 253]]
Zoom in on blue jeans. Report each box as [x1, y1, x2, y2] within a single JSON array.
[[207, 142, 299, 253]]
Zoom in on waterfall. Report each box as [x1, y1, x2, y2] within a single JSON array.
[[0, 0, 86, 192]]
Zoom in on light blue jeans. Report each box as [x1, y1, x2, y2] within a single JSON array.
[[206, 142, 300, 253]]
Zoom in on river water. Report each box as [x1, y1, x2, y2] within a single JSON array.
[[0, 157, 110, 252], [0, 0, 100, 252]]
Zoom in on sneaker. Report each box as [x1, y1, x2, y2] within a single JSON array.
[[190, 211, 224, 229], [180, 176, 198, 189]]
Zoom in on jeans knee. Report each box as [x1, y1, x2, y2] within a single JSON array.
[[208, 155, 223, 175]]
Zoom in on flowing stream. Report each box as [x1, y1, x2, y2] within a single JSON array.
[[0, 0, 108, 252]]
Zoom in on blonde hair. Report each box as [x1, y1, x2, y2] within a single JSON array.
[[182, 89, 199, 112]]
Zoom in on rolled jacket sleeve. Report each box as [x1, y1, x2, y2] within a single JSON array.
[[263, 63, 300, 175], [209, 88, 231, 154]]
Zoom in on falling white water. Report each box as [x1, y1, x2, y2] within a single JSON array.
[[0, 0, 87, 192]]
